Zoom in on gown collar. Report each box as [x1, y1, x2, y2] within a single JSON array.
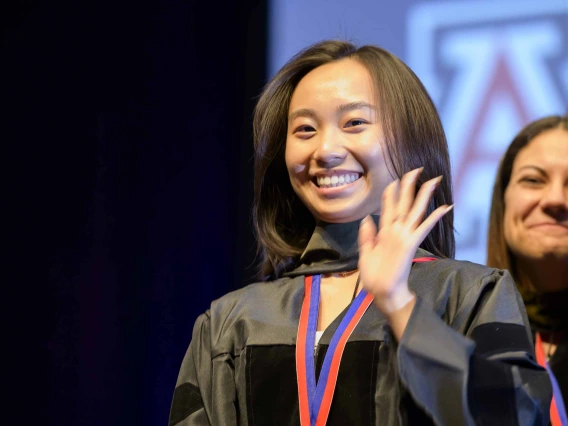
[[283, 216, 379, 277]]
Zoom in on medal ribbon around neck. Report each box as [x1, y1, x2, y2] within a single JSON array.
[[535, 333, 568, 426], [296, 257, 437, 426]]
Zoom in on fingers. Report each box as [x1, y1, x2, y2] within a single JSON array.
[[414, 204, 453, 244], [379, 179, 399, 229], [405, 175, 442, 228], [358, 215, 378, 256], [396, 167, 423, 221], [379, 169, 448, 243]]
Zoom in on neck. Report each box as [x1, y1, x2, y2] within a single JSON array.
[[517, 256, 568, 293], [283, 216, 380, 277]]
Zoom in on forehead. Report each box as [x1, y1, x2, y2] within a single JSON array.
[[513, 128, 568, 172], [289, 59, 375, 108]]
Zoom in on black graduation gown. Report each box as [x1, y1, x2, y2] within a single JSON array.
[[170, 221, 552, 425]]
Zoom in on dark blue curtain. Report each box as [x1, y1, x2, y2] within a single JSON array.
[[4, 0, 266, 424]]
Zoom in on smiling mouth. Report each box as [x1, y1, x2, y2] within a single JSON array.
[[314, 173, 361, 188], [530, 223, 568, 230]]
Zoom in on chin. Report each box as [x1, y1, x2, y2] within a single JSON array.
[[312, 207, 369, 223], [545, 247, 568, 260], [522, 245, 568, 262]]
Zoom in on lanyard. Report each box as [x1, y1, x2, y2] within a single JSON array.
[[535, 333, 568, 426], [296, 257, 436, 426]]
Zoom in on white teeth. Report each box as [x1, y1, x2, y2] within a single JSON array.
[[316, 173, 360, 188]]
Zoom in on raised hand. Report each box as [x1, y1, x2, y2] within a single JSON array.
[[357, 168, 452, 334]]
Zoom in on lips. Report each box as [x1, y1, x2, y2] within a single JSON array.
[[528, 223, 568, 231]]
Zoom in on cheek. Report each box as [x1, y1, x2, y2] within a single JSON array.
[[503, 188, 540, 248], [285, 139, 309, 179], [504, 188, 539, 220], [359, 141, 393, 186], [359, 143, 393, 213], [503, 189, 519, 238], [284, 140, 297, 170], [503, 206, 514, 244], [290, 163, 306, 174]]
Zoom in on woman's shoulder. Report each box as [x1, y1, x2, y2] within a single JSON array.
[[411, 249, 525, 329], [411, 248, 517, 311], [414, 248, 511, 286], [204, 275, 304, 326], [195, 276, 305, 354]]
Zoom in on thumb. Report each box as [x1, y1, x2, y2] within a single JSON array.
[[358, 215, 377, 256]]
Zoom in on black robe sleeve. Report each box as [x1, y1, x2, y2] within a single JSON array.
[[396, 268, 552, 426], [169, 311, 238, 426]]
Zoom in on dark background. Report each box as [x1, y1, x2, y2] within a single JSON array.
[[3, 0, 267, 424]]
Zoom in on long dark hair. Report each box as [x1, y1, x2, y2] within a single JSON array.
[[487, 114, 568, 281], [253, 40, 455, 279]]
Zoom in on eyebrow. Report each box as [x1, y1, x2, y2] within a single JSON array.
[[516, 165, 546, 174], [288, 101, 377, 123]]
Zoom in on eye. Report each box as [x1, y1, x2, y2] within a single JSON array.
[[293, 125, 316, 134], [344, 119, 367, 128], [519, 176, 544, 185]]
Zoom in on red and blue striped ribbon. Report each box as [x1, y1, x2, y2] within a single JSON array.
[[296, 257, 437, 426], [536, 333, 567, 426]]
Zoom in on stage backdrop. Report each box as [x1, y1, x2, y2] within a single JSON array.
[[269, 0, 568, 264], [4, 0, 265, 425]]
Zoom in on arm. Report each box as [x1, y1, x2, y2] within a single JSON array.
[[169, 313, 213, 426], [358, 170, 551, 424], [394, 269, 552, 426]]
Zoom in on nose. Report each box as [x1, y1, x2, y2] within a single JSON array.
[[312, 130, 347, 168], [540, 181, 568, 216]]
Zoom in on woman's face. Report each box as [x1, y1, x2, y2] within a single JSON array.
[[504, 127, 568, 262], [285, 58, 394, 223]]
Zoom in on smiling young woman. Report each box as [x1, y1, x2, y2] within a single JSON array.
[[169, 40, 552, 426], [253, 42, 453, 281], [488, 115, 568, 425]]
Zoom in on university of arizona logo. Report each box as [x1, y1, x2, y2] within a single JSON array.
[[407, 0, 568, 263]]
